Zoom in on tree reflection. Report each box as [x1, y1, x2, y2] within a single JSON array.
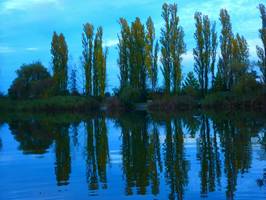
[[212, 114, 255, 199], [3, 112, 265, 199], [54, 123, 71, 186], [8, 119, 55, 154], [85, 117, 109, 190], [120, 114, 150, 195], [197, 115, 221, 196], [164, 118, 189, 200]]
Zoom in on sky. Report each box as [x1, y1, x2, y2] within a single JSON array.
[[0, 0, 264, 93]]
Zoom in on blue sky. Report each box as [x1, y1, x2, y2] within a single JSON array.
[[0, 0, 264, 93]]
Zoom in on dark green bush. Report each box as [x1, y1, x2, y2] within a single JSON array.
[[232, 74, 261, 95], [119, 86, 145, 109], [8, 62, 54, 99]]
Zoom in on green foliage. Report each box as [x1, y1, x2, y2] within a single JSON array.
[[257, 4, 266, 84], [82, 23, 94, 96], [70, 68, 78, 95], [118, 18, 131, 89], [231, 34, 250, 86], [219, 9, 234, 90], [130, 18, 147, 91], [145, 17, 158, 91], [93, 27, 107, 97], [148, 95, 198, 111], [193, 12, 217, 96], [0, 96, 99, 112], [161, 3, 186, 94], [8, 62, 53, 99], [182, 72, 200, 96], [212, 71, 225, 92], [232, 73, 260, 95], [51, 32, 68, 94], [119, 86, 144, 109]]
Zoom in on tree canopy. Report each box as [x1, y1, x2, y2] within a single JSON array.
[[8, 62, 53, 99]]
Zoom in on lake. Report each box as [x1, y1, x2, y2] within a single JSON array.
[[0, 112, 265, 200]]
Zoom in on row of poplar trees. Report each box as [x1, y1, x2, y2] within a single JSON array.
[[118, 3, 266, 96], [50, 25, 107, 97], [49, 3, 266, 98]]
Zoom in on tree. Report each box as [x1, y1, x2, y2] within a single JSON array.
[[151, 41, 159, 91], [160, 3, 171, 94], [257, 4, 266, 84], [170, 4, 186, 93], [231, 34, 249, 86], [70, 67, 78, 95], [93, 27, 107, 97], [51, 32, 68, 94], [118, 18, 131, 89], [82, 23, 94, 96], [182, 72, 199, 96], [219, 9, 234, 90], [160, 3, 185, 94], [193, 12, 217, 96], [211, 23, 218, 88], [8, 62, 53, 99], [145, 17, 159, 91], [130, 17, 146, 91]]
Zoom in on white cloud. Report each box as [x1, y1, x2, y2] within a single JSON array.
[[1, 0, 60, 12], [0, 46, 14, 53], [103, 39, 118, 48], [25, 47, 38, 51], [183, 51, 194, 63]]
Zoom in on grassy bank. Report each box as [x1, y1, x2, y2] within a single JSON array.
[[147, 90, 266, 112], [0, 96, 100, 113], [0, 90, 265, 114]]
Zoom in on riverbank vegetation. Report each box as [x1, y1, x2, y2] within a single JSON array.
[[1, 3, 266, 112]]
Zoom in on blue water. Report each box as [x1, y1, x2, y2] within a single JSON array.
[[0, 112, 265, 200]]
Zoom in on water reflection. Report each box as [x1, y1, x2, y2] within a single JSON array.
[[85, 117, 109, 190], [8, 119, 55, 154], [2, 112, 266, 199], [164, 118, 189, 200], [197, 116, 221, 196], [54, 123, 71, 186]]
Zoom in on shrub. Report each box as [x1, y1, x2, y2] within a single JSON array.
[[148, 95, 198, 111], [8, 62, 54, 99], [232, 74, 261, 95], [119, 86, 145, 109]]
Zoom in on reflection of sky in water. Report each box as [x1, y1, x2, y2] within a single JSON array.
[[0, 114, 265, 200]]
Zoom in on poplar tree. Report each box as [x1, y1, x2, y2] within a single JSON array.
[[211, 23, 218, 87], [145, 17, 159, 91], [70, 68, 78, 95], [160, 3, 171, 94], [130, 17, 146, 91], [51, 32, 68, 94], [93, 27, 107, 97], [82, 23, 94, 96], [219, 9, 234, 90], [152, 41, 159, 91], [257, 4, 266, 84], [118, 18, 131, 89], [231, 34, 249, 85], [170, 4, 186, 93], [193, 12, 217, 96], [160, 3, 185, 94]]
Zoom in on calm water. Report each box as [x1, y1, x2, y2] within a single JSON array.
[[0, 112, 265, 200]]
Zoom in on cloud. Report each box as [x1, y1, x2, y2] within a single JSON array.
[[103, 39, 118, 48], [25, 47, 39, 51], [0, 46, 14, 53], [0, 0, 60, 12]]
